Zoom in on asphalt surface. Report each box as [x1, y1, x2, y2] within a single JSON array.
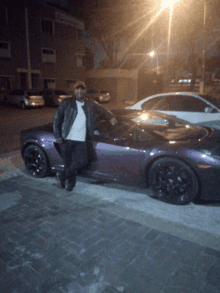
[[0, 152, 220, 293]]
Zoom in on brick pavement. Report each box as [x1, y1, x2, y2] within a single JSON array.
[[0, 176, 220, 293]]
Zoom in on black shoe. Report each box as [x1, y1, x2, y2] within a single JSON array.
[[65, 175, 76, 191], [56, 171, 65, 189]]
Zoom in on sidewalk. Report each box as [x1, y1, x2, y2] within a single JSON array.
[[1, 171, 220, 293]]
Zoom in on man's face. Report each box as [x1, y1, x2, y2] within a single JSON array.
[[74, 86, 87, 102]]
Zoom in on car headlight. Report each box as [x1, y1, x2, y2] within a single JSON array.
[[200, 149, 220, 160]]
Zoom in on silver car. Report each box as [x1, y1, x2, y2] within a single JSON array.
[[40, 89, 72, 107], [6, 89, 45, 109]]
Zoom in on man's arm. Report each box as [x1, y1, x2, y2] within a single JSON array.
[[53, 100, 66, 142], [92, 100, 117, 125]]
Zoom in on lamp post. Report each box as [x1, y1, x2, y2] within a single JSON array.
[[200, 0, 207, 94], [160, 0, 180, 79]]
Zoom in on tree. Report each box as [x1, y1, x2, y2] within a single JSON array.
[[79, 0, 157, 69]]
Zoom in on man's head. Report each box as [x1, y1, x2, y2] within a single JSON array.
[[73, 81, 87, 102]]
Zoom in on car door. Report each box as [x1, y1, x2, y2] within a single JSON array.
[[87, 120, 146, 183]]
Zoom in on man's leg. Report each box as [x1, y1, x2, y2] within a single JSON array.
[[64, 141, 88, 179], [65, 141, 88, 191], [56, 140, 73, 188]]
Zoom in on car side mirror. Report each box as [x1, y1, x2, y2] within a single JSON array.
[[204, 107, 213, 113]]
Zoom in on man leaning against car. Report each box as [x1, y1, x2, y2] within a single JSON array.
[[53, 81, 117, 191]]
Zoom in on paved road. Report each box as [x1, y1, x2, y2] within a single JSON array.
[[0, 106, 56, 155]]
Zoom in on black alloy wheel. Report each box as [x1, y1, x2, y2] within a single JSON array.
[[148, 157, 199, 205], [24, 145, 50, 178]]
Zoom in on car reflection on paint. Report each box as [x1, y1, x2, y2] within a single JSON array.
[[20, 109, 220, 205]]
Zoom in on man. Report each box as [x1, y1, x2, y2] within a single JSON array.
[[53, 81, 117, 191]]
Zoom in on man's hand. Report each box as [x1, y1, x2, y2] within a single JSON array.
[[110, 117, 117, 126], [56, 139, 63, 144]]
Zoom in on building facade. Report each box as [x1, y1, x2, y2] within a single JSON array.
[[0, 1, 86, 93]]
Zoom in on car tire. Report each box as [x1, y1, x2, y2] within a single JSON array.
[[148, 157, 199, 205], [21, 101, 26, 109], [24, 145, 50, 178]]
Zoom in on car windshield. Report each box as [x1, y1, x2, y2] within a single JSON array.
[[135, 116, 208, 141], [98, 111, 209, 141], [55, 90, 67, 95], [200, 94, 220, 108], [126, 111, 208, 141]]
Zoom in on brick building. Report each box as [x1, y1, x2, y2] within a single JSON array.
[[0, 1, 86, 93]]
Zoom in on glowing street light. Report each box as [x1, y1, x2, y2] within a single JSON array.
[[149, 50, 159, 74], [161, 0, 180, 10]]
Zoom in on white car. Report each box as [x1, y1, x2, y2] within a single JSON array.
[[129, 92, 220, 130]]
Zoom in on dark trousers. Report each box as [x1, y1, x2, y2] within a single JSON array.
[[60, 140, 88, 180]]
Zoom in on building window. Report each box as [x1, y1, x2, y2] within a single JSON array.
[[44, 79, 55, 89], [0, 41, 11, 58], [0, 6, 8, 26], [41, 18, 54, 35], [42, 48, 56, 63], [66, 80, 76, 91], [0, 76, 11, 90], [76, 54, 84, 67]]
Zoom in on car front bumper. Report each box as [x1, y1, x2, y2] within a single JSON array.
[[26, 100, 45, 107]]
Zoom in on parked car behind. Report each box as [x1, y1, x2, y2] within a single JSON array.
[[86, 89, 110, 103], [40, 89, 72, 107], [128, 91, 220, 130], [5, 89, 45, 109]]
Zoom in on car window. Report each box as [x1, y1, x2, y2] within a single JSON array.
[[55, 90, 66, 95], [166, 95, 208, 112], [200, 95, 220, 109], [100, 90, 108, 94], [87, 89, 98, 94], [141, 96, 168, 111], [27, 91, 42, 95]]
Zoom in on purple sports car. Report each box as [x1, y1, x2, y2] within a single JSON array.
[[20, 110, 220, 205]]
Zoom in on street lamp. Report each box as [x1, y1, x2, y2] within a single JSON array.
[[200, 0, 207, 94], [160, 0, 180, 78], [149, 50, 159, 74]]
